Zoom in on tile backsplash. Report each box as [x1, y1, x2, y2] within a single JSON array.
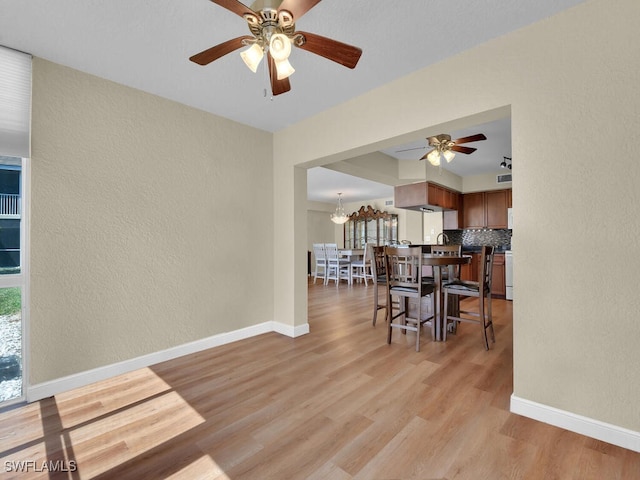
[[444, 228, 511, 250]]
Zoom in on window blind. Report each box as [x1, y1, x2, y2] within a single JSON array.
[[0, 46, 31, 158]]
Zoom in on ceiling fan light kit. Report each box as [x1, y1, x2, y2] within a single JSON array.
[[420, 132, 487, 167], [190, 0, 363, 95]]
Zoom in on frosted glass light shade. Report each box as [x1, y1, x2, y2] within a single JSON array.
[[269, 33, 292, 61], [427, 149, 441, 166], [275, 58, 295, 79], [443, 149, 455, 163], [240, 43, 264, 73]]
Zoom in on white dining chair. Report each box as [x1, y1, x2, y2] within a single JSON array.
[[350, 243, 374, 285], [324, 243, 351, 285], [312, 243, 327, 284]]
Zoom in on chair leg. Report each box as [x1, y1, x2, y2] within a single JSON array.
[[479, 294, 490, 350], [387, 304, 393, 344], [487, 293, 495, 344], [373, 284, 381, 326], [402, 298, 408, 335], [386, 294, 394, 344], [415, 298, 421, 352], [429, 293, 436, 341], [442, 290, 449, 342]]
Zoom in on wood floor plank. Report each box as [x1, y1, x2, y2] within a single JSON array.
[[1, 278, 638, 479]]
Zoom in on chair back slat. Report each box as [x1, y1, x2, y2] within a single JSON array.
[[325, 243, 340, 261], [384, 246, 424, 294], [312, 243, 326, 260], [480, 245, 495, 293], [432, 244, 462, 280], [431, 245, 461, 256]]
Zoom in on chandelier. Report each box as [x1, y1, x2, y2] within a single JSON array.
[[330, 193, 349, 224]]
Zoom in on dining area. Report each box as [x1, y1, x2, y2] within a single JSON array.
[[310, 242, 497, 352]]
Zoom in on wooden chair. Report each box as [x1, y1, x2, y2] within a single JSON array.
[[325, 243, 351, 285], [351, 243, 374, 285], [372, 245, 394, 326], [442, 245, 496, 350], [431, 244, 462, 282], [312, 243, 327, 284], [384, 246, 435, 351]]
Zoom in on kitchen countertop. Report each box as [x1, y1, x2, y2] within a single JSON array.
[[461, 246, 510, 254]]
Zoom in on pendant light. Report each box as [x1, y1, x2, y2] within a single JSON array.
[[330, 193, 349, 224]]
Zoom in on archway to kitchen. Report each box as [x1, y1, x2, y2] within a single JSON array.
[[304, 106, 513, 343]]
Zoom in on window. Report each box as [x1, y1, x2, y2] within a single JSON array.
[[0, 46, 30, 406]]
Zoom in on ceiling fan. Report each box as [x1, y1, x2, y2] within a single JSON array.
[[420, 133, 487, 166], [189, 0, 363, 96]]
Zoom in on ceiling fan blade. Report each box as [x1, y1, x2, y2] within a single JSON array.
[[396, 146, 425, 153], [267, 52, 291, 96], [189, 36, 254, 65], [278, 0, 322, 21], [453, 133, 487, 144], [451, 145, 477, 155], [209, 0, 255, 18], [295, 31, 362, 69]]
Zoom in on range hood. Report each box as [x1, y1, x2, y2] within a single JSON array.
[[394, 181, 459, 212]]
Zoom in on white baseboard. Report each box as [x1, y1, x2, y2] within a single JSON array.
[[510, 394, 640, 453], [27, 320, 309, 402]]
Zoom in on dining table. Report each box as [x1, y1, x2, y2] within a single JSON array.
[[422, 253, 471, 341], [338, 248, 364, 261]]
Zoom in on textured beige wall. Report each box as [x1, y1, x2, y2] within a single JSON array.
[[275, 0, 640, 431], [30, 59, 274, 384]]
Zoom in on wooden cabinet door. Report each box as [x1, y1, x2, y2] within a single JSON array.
[[394, 182, 427, 208], [427, 183, 444, 207], [485, 190, 508, 228], [443, 210, 459, 229], [491, 253, 506, 296], [463, 193, 485, 228], [460, 253, 479, 281]]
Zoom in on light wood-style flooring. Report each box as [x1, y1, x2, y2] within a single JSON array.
[[1, 279, 639, 479]]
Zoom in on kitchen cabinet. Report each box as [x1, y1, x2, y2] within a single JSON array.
[[462, 189, 511, 228], [460, 253, 479, 282], [462, 192, 485, 228], [492, 254, 506, 297], [394, 182, 428, 209], [394, 181, 460, 211]]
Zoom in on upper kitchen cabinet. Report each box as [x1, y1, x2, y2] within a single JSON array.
[[462, 192, 485, 228], [394, 181, 460, 211], [462, 189, 511, 229]]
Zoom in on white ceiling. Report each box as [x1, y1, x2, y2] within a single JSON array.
[[308, 116, 512, 203], [0, 0, 583, 202]]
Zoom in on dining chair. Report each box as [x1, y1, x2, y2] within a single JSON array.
[[431, 244, 462, 282], [312, 243, 327, 284], [442, 245, 495, 350], [350, 243, 374, 285], [384, 246, 436, 351], [324, 243, 351, 285], [371, 245, 396, 326]]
